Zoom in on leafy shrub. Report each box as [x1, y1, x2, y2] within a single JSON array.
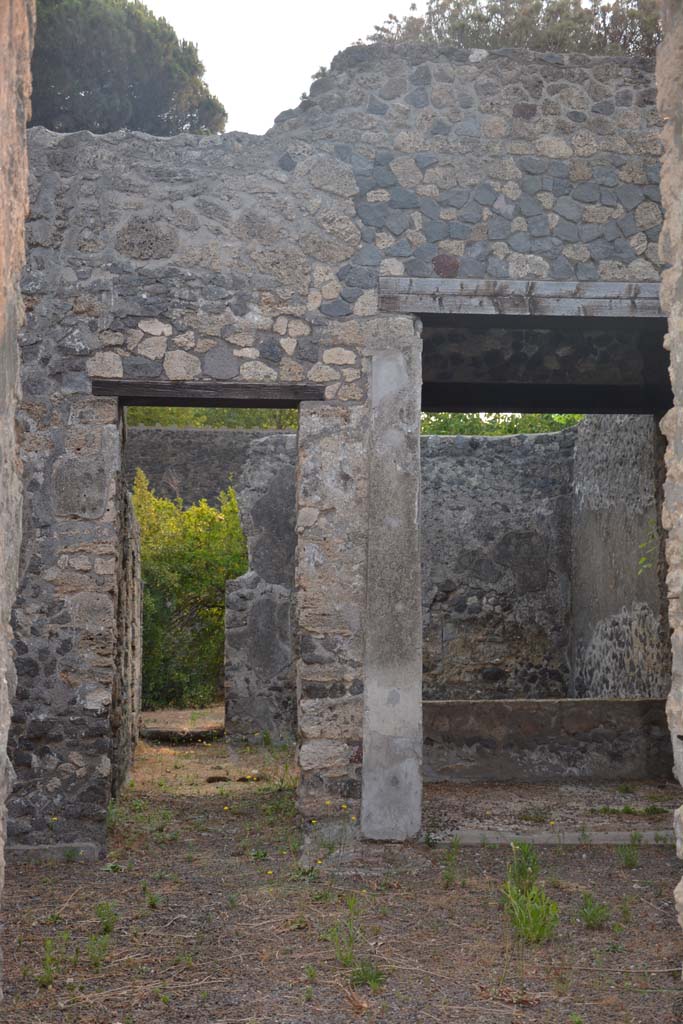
[[421, 411, 583, 436], [132, 469, 248, 709], [127, 405, 298, 429], [371, 1, 661, 58]]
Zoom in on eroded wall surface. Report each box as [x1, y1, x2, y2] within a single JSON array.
[[572, 414, 670, 697], [0, 0, 33, 962], [15, 43, 663, 843]]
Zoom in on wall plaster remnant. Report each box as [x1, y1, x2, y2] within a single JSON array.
[[571, 414, 670, 698]]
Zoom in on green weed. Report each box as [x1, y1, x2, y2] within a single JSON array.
[[36, 938, 58, 988], [617, 833, 642, 869], [351, 960, 386, 992], [579, 893, 609, 930], [507, 842, 539, 893], [85, 934, 110, 969], [441, 838, 461, 889], [95, 902, 117, 935], [106, 800, 121, 830], [502, 882, 559, 944], [593, 804, 667, 817]]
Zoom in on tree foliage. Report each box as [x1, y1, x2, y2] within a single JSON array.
[[420, 411, 583, 434], [132, 470, 247, 709], [126, 405, 578, 435], [31, 0, 226, 135], [371, 1, 660, 57], [127, 406, 298, 430]]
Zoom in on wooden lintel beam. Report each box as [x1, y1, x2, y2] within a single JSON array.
[[422, 381, 672, 415], [380, 277, 664, 318], [91, 379, 326, 408]]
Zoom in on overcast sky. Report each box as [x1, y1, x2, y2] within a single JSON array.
[[143, 0, 418, 135]]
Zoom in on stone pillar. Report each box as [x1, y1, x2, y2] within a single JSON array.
[[657, 0, 683, 928], [295, 401, 368, 817], [361, 316, 423, 840]]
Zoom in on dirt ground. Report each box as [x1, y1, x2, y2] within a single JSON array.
[[423, 777, 682, 839], [138, 704, 225, 736], [2, 737, 683, 1024]]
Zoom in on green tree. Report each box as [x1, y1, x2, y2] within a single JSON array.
[[371, 1, 660, 57], [420, 411, 582, 434], [31, 0, 226, 135], [132, 470, 247, 709], [126, 406, 298, 430]]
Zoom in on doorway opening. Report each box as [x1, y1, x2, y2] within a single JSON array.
[[122, 402, 299, 747], [416, 303, 676, 837], [88, 377, 324, 800]]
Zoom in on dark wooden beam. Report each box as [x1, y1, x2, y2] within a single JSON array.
[[380, 277, 664, 318], [422, 381, 673, 415], [91, 379, 326, 408]]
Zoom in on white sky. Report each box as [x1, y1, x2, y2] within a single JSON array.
[[143, 0, 418, 135]]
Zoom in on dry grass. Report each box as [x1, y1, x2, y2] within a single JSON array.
[[2, 738, 682, 1023]]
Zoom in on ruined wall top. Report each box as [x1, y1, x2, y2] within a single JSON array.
[[24, 44, 662, 395]]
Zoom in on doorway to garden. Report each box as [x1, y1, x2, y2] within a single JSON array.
[[91, 378, 323, 794]]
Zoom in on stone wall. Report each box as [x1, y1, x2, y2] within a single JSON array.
[[15, 43, 664, 843], [571, 414, 670, 698], [124, 426, 296, 508], [421, 430, 574, 699], [0, 0, 34, 980], [658, 0, 683, 925], [423, 697, 671, 783]]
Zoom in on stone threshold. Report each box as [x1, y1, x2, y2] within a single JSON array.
[[139, 725, 225, 744], [424, 828, 674, 847]]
